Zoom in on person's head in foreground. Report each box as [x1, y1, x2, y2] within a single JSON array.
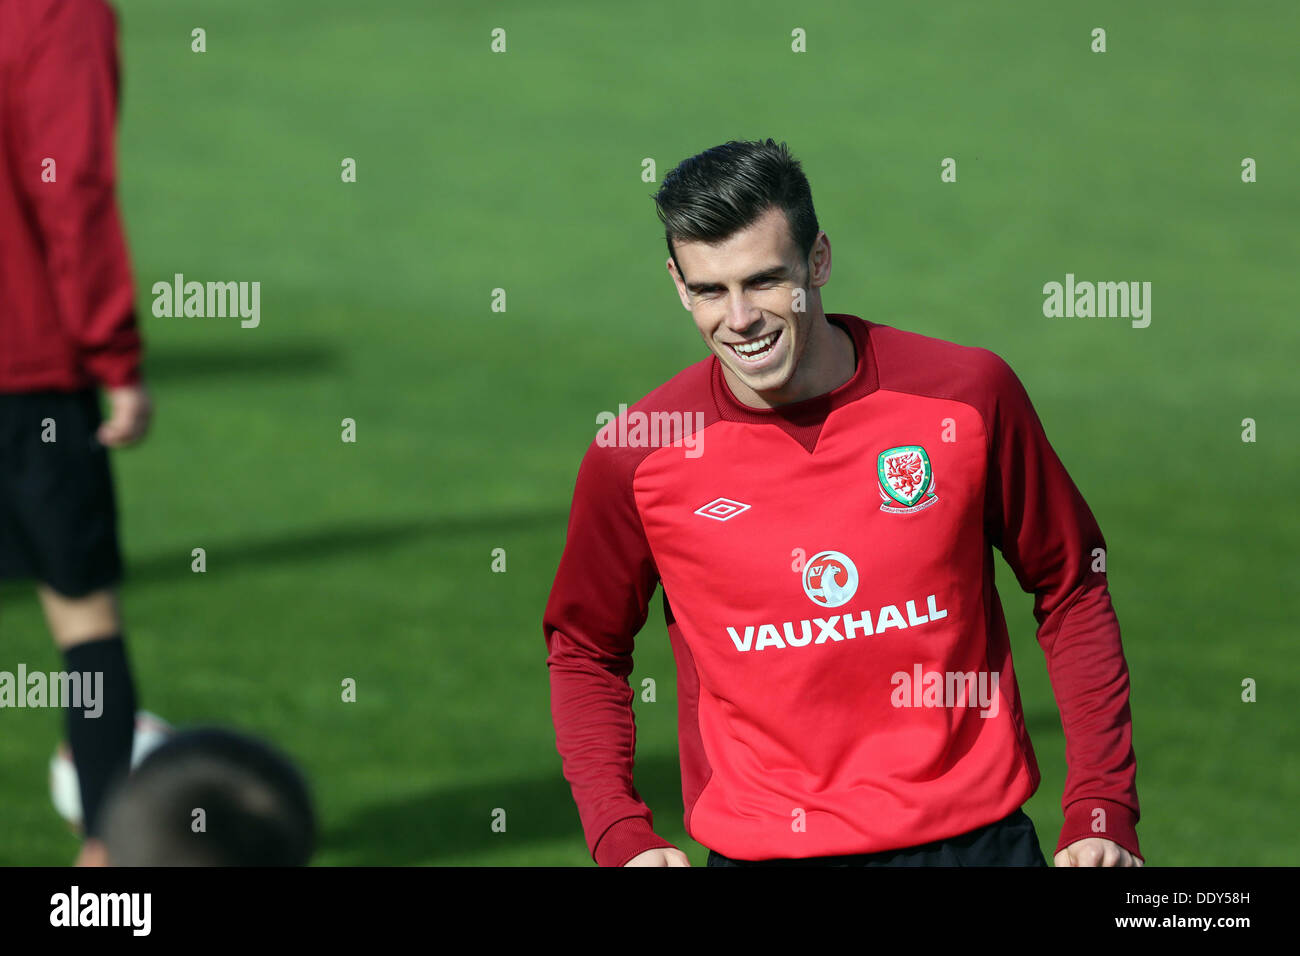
[[654, 137, 848, 409], [80, 727, 315, 866]]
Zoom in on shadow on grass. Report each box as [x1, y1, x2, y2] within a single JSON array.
[[322, 751, 684, 866], [319, 712, 1067, 866], [123, 508, 570, 584], [143, 341, 341, 383]]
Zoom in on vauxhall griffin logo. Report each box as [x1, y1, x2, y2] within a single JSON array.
[[802, 551, 859, 608]]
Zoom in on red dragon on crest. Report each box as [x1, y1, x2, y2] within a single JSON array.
[[886, 452, 926, 497]]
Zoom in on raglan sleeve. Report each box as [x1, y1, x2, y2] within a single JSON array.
[[543, 436, 676, 867], [980, 350, 1142, 862], [15, 0, 141, 388]]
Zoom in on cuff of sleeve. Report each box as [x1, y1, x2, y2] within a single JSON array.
[[94, 365, 142, 389], [83, 347, 141, 388], [83, 320, 142, 388], [593, 816, 676, 868], [1058, 798, 1142, 862]]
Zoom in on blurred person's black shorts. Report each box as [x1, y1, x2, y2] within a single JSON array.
[[0, 388, 123, 597], [706, 807, 1049, 866]]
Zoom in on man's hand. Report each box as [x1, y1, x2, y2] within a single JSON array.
[[97, 384, 152, 447], [624, 847, 691, 867], [1054, 838, 1144, 867]]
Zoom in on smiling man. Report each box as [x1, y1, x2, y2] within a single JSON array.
[[668, 204, 854, 410], [543, 139, 1142, 868]]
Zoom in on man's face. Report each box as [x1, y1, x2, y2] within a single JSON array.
[[667, 206, 828, 401]]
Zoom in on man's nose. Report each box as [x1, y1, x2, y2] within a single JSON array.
[[725, 293, 762, 333]]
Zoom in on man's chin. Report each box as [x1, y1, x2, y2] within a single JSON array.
[[723, 361, 791, 397]]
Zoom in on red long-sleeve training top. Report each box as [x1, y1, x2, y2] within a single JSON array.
[[0, 0, 141, 392], [543, 314, 1140, 866]]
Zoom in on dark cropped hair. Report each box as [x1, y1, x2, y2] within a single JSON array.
[[653, 139, 820, 278], [99, 727, 315, 866]]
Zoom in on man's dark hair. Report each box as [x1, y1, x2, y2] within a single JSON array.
[[99, 727, 315, 866], [652, 138, 820, 279]]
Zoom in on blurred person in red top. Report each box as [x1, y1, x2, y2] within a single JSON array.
[[0, 0, 150, 861]]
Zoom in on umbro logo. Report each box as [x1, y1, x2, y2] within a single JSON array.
[[694, 497, 751, 521]]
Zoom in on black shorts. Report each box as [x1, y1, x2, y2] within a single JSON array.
[[0, 388, 123, 597], [706, 807, 1048, 867]]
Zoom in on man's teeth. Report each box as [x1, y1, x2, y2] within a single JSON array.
[[733, 332, 777, 355]]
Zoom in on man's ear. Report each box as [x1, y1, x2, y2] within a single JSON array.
[[666, 258, 692, 311], [807, 231, 831, 289]]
